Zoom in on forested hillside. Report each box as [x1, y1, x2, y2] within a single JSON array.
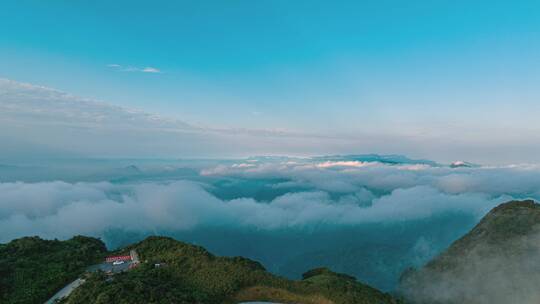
[[62, 236, 399, 304], [0, 236, 106, 304], [400, 200, 540, 304]]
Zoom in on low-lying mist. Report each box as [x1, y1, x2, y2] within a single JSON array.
[[1, 155, 539, 290], [400, 208, 540, 304]]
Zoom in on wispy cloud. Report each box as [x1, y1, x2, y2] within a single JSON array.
[[107, 63, 162, 73], [4, 78, 540, 162], [0, 78, 346, 158]]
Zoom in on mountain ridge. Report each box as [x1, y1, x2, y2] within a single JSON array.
[[62, 236, 399, 304], [399, 199, 540, 304]]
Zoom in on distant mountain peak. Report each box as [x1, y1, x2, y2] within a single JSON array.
[[449, 161, 478, 168], [312, 154, 439, 166], [122, 165, 141, 173]]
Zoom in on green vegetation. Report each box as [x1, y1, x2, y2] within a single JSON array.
[[1, 235, 398, 304], [63, 236, 399, 304], [59, 265, 207, 304], [399, 200, 540, 304], [0, 235, 106, 304], [406, 199, 540, 275], [6, 201, 540, 304]]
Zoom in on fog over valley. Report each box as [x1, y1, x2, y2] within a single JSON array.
[[2, 155, 537, 290]]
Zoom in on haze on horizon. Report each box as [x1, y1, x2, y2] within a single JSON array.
[[1, 0, 540, 164]]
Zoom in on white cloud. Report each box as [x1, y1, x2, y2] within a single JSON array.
[[201, 158, 540, 199], [3, 77, 540, 163], [0, 164, 518, 243], [0, 78, 347, 158], [141, 67, 161, 73], [107, 63, 162, 73], [315, 160, 374, 168], [0, 78, 191, 129]]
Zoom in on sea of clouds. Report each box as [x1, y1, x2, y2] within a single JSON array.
[[1, 155, 539, 290], [4, 156, 539, 241]]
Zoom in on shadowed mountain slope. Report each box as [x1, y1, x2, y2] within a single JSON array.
[[400, 200, 540, 304]]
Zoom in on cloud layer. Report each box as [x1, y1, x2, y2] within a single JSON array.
[[0, 78, 367, 159], [2, 157, 537, 243]]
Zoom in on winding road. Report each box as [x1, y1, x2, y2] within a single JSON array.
[[43, 249, 140, 304], [44, 278, 85, 304]]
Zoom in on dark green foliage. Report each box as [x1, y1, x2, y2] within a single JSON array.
[[419, 199, 540, 273], [299, 268, 399, 304], [302, 267, 356, 281], [61, 266, 207, 304], [0, 236, 106, 304], [65, 236, 398, 304]]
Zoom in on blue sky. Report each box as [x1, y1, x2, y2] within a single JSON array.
[[1, 1, 540, 162]]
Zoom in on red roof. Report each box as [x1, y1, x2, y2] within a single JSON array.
[[106, 255, 132, 262]]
